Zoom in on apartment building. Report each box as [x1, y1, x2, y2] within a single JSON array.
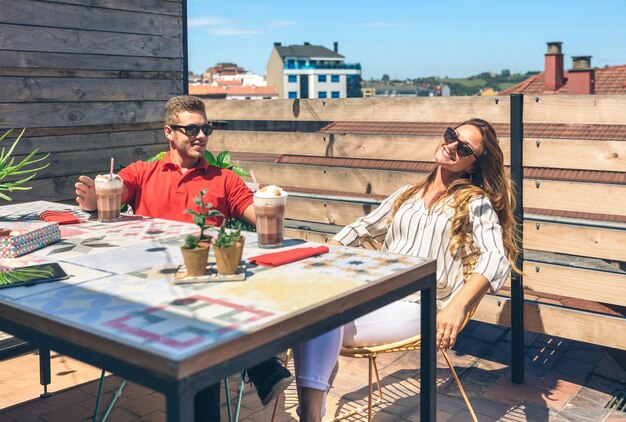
[[266, 42, 362, 99]]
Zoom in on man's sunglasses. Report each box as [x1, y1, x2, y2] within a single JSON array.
[[444, 127, 478, 159], [169, 124, 213, 137]]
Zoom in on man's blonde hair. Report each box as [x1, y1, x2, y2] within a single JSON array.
[[164, 95, 206, 125]]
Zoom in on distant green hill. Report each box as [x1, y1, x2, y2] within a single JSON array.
[[365, 70, 539, 96]]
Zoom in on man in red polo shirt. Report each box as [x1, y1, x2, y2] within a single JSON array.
[[75, 95, 292, 421]]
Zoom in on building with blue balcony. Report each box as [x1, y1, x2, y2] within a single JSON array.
[[266, 42, 362, 99]]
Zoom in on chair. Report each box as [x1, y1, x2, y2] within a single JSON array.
[[92, 371, 246, 422], [333, 251, 481, 422]]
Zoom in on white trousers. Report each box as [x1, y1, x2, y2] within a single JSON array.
[[293, 300, 421, 415]]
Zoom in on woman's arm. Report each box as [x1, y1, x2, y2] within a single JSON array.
[[333, 185, 410, 246], [436, 274, 490, 351], [437, 196, 512, 350]]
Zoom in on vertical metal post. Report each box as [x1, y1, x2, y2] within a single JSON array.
[[420, 274, 437, 422], [39, 347, 52, 397], [181, 0, 189, 95], [510, 94, 525, 384]]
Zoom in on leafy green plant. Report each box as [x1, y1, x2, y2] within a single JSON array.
[[0, 267, 54, 286], [183, 188, 224, 241], [182, 234, 200, 250], [225, 217, 256, 233], [205, 151, 249, 177], [213, 226, 242, 249], [0, 129, 50, 201]]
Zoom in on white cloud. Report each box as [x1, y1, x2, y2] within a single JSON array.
[[188, 16, 228, 28], [188, 16, 259, 36], [360, 22, 400, 28], [270, 20, 297, 27], [212, 27, 260, 36]]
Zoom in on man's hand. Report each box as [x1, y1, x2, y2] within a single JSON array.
[[75, 175, 97, 211]]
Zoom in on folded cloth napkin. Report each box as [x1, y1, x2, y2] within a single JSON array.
[[39, 210, 84, 225], [248, 246, 329, 267]]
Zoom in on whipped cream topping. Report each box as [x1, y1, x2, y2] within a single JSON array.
[[254, 185, 287, 198], [95, 174, 123, 188]]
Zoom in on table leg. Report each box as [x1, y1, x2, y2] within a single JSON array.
[[39, 347, 52, 398], [420, 278, 436, 421], [167, 386, 194, 422]]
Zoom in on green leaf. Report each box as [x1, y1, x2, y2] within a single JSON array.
[[146, 151, 167, 163], [228, 166, 250, 178], [0, 128, 50, 201], [216, 151, 231, 168], [204, 151, 218, 167]]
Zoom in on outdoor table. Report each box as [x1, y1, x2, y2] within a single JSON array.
[[0, 201, 437, 421]]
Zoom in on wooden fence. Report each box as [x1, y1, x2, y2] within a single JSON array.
[[0, 0, 184, 203], [203, 95, 626, 361]]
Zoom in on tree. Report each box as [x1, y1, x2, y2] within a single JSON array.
[[382, 74, 390, 83], [500, 69, 511, 78]]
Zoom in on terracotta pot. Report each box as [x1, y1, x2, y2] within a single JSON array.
[[181, 243, 210, 277], [214, 237, 245, 275]]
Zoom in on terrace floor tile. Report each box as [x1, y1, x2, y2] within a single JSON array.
[[1, 321, 622, 421]]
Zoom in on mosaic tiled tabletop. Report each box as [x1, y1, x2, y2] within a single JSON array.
[[0, 201, 431, 361]]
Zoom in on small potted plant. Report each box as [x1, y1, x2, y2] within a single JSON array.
[[181, 189, 224, 276], [180, 234, 209, 277], [213, 225, 244, 275]]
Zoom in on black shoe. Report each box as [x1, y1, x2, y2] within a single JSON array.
[[246, 357, 294, 406]]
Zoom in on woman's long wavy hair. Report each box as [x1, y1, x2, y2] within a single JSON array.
[[388, 118, 521, 274]]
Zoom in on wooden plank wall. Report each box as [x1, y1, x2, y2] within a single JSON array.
[[0, 0, 182, 203], [203, 95, 626, 349]]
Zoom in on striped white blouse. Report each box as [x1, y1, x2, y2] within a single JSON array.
[[333, 185, 511, 310]]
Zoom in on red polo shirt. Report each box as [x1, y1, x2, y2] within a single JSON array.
[[119, 152, 253, 225]]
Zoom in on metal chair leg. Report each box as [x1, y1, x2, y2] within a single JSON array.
[[235, 371, 245, 422], [102, 379, 125, 422], [441, 350, 478, 422], [368, 355, 373, 422], [224, 378, 233, 422], [93, 370, 106, 422], [225, 371, 246, 422], [92, 370, 126, 422]]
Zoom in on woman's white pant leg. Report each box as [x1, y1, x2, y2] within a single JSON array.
[[343, 301, 421, 347], [293, 327, 343, 416]]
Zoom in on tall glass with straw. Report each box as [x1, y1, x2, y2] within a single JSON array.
[[94, 158, 123, 222]]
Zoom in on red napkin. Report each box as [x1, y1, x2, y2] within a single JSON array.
[[39, 211, 84, 225], [248, 246, 329, 267]]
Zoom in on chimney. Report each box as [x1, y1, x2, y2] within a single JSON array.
[[333, 41, 338, 53], [544, 41, 564, 91], [568, 56, 595, 94], [274, 42, 281, 47]]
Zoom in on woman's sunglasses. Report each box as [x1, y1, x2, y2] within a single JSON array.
[[169, 124, 213, 137], [443, 127, 478, 159]]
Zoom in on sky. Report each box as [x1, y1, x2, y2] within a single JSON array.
[[187, 0, 626, 80]]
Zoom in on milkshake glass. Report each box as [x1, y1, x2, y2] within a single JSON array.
[[95, 174, 123, 222], [253, 185, 287, 248]]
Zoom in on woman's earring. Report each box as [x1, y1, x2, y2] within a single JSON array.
[[468, 172, 473, 184]]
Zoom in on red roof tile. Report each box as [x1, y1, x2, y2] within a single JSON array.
[[319, 121, 626, 141], [500, 65, 626, 95], [189, 85, 277, 96]]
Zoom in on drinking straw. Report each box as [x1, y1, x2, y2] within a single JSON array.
[[109, 158, 114, 180], [249, 169, 258, 185]]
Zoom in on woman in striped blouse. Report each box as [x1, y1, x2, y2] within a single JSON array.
[[294, 118, 521, 421]]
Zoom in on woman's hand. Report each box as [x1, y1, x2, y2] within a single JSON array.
[[436, 273, 491, 351], [436, 302, 466, 351]]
